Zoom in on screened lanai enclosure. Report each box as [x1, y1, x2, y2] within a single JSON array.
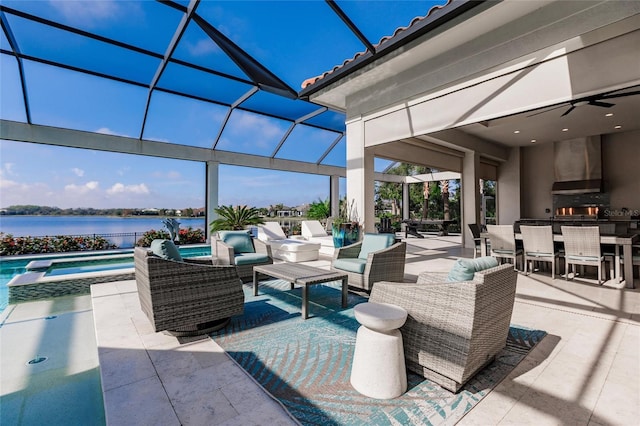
[[1, 0, 464, 231]]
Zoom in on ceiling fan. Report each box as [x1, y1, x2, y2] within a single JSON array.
[[528, 86, 640, 117]]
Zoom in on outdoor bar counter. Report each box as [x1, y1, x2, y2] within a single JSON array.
[[480, 227, 638, 289]]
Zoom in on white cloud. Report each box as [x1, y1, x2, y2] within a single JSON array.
[[71, 167, 85, 177], [117, 166, 131, 177], [95, 127, 130, 137], [49, 0, 120, 27], [152, 171, 182, 180], [186, 38, 220, 56], [106, 183, 150, 195], [2, 163, 16, 176], [64, 181, 100, 195], [223, 111, 286, 150]]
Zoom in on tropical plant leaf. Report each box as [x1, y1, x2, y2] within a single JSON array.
[[209, 205, 265, 232]]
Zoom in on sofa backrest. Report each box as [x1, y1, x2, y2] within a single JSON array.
[[358, 233, 395, 260], [218, 231, 255, 254]]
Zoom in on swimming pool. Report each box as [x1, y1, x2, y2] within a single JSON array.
[[0, 244, 212, 312]]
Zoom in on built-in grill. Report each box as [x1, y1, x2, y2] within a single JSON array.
[[554, 206, 599, 220]]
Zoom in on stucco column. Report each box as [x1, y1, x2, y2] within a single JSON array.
[[206, 161, 219, 242], [330, 175, 340, 218], [462, 152, 480, 249], [497, 147, 521, 226], [346, 118, 375, 233]]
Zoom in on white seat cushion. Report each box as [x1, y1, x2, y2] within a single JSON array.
[[269, 239, 321, 252], [268, 239, 321, 262]]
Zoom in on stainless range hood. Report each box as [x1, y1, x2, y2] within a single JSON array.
[[551, 136, 603, 194]]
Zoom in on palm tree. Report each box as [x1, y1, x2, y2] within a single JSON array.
[[209, 205, 265, 232], [441, 180, 450, 220], [307, 198, 330, 220]]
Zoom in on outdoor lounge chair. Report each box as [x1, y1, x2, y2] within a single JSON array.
[[301, 220, 335, 256], [256, 222, 320, 262], [134, 241, 244, 336], [369, 261, 517, 393], [215, 230, 273, 282], [331, 233, 406, 292]]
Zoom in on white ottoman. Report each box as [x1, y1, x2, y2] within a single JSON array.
[[350, 302, 408, 399]]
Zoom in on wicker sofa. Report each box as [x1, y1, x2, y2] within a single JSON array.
[[331, 233, 406, 292], [134, 246, 244, 336], [369, 262, 517, 392]]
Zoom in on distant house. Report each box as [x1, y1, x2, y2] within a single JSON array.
[[141, 208, 160, 216], [276, 209, 302, 217]]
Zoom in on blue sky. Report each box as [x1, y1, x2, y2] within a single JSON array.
[[0, 0, 441, 210]]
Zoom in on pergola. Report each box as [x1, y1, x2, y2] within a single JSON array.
[[1, 0, 464, 238], [2, 0, 639, 247]]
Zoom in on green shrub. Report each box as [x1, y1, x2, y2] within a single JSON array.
[[136, 227, 205, 247]]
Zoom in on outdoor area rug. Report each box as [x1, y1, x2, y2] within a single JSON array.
[[210, 280, 547, 426]]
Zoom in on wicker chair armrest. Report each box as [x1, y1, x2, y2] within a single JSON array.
[[334, 241, 363, 260], [215, 240, 235, 265], [253, 238, 273, 257], [417, 271, 453, 284]]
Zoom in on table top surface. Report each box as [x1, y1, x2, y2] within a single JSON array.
[[253, 262, 347, 282]]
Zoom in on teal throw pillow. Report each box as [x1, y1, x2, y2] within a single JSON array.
[[447, 256, 498, 282], [447, 258, 476, 282], [358, 233, 395, 260], [472, 256, 499, 271], [218, 231, 255, 254], [150, 239, 183, 262]]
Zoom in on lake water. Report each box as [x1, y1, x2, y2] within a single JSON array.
[[0, 215, 207, 248], [0, 215, 304, 248]]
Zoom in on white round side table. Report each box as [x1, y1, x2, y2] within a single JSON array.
[[350, 302, 408, 399]]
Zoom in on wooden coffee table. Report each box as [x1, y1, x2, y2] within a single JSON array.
[[252, 263, 348, 319]]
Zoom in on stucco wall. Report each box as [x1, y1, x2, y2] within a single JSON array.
[[602, 130, 640, 215], [520, 129, 640, 219], [521, 143, 555, 219]]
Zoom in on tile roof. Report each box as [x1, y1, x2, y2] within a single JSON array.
[[301, 0, 454, 90]]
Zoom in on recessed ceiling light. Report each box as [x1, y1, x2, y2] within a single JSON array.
[[513, 130, 520, 134], [531, 139, 537, 143], [614, 125, 622, 129], [605, 113, 614, 117], [562, 128, 569, 132]]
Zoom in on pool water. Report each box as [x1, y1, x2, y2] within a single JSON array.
[[0, 244, 212, 313], [46, 258, 135, 276]]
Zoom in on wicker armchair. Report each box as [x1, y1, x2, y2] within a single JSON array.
[[134, 247, 244, 336], [331, 233, 406, 292], [215, 231, 273, 282], [369, 263, 517, 393]]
